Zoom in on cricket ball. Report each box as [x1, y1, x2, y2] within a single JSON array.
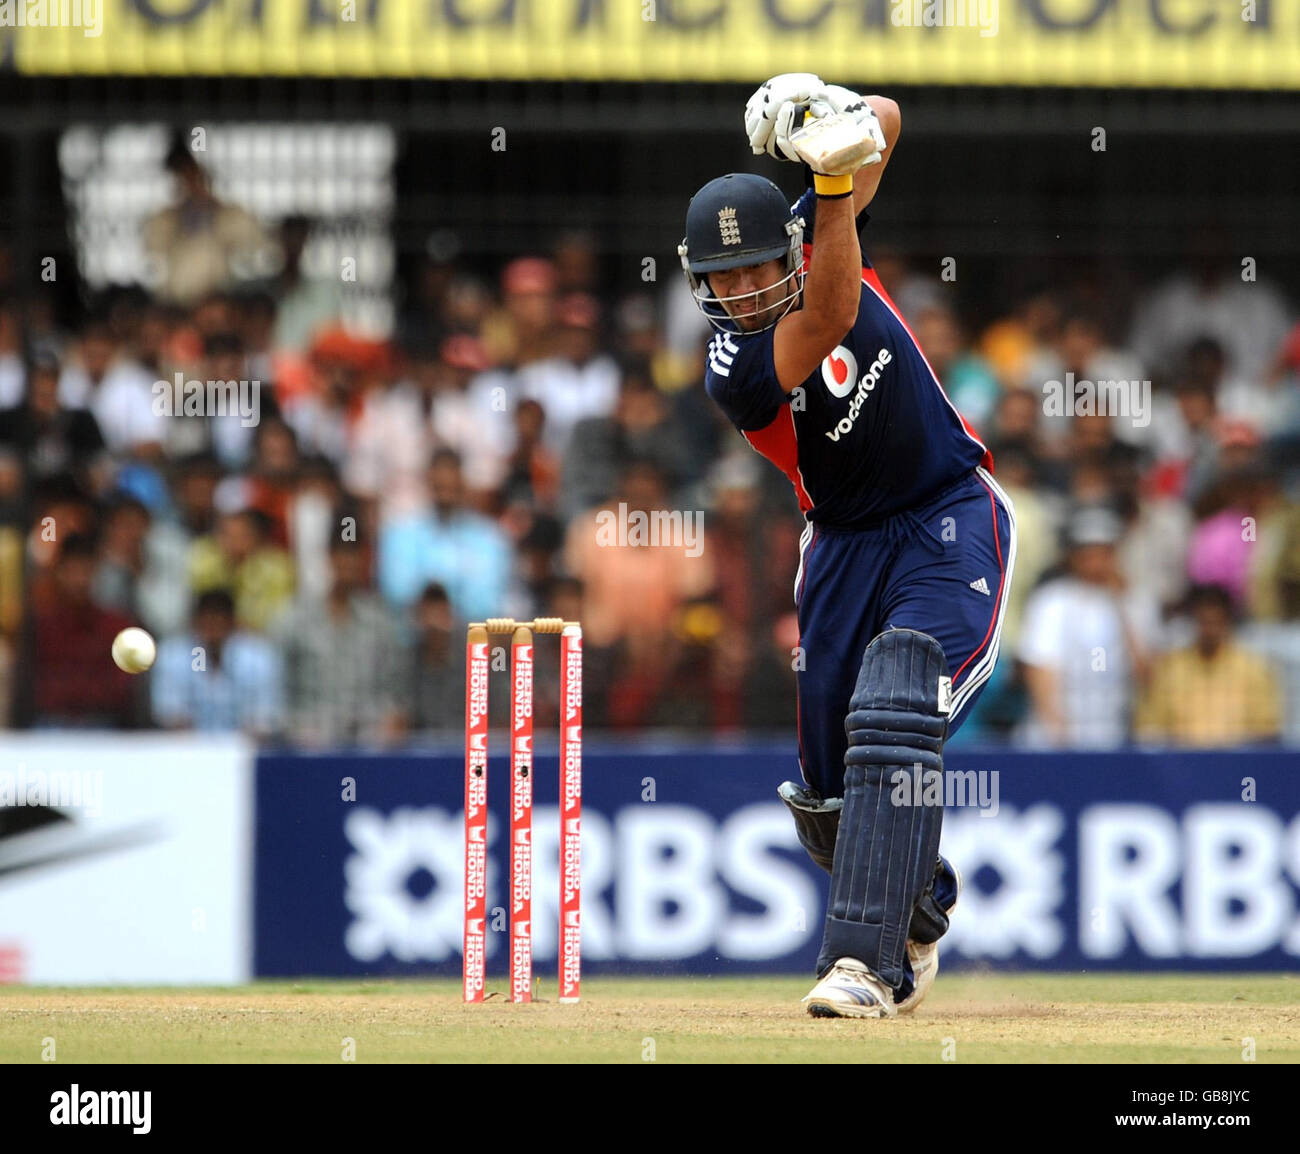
[[112, 627, 157, 674]]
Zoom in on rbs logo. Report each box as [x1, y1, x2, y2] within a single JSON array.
[[941, 803, 1300, 964]]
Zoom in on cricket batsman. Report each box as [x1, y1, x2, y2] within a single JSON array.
[[678, 76, 1016, 1017]]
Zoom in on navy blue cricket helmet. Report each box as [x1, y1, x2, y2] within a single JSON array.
[[678, 173, 805, 334]]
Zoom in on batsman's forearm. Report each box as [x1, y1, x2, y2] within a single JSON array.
[[864, 96, 900, 147], [803, 193, 861, 336]]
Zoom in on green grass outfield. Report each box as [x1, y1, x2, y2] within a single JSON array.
[[2, 974, 1297, 1063]]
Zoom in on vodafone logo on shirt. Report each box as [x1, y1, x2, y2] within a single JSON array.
[[821, 346, 858, 398], [824, 345, 893, 443]]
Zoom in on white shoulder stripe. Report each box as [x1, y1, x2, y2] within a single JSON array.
[[949, 468, 1018, 718]]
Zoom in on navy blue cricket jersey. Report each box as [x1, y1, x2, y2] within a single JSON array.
[[705, 188, 991, 527]]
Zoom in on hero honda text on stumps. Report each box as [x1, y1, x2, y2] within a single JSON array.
[[463, 617, 583, 1004]]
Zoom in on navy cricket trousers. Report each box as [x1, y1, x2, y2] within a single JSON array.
[[794, 467, 1016, 799]]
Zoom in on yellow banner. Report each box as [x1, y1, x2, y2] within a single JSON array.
[[7, 0, 1300, 88]]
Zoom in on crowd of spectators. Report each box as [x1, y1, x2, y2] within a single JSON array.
[[2, 148, 1299, 748]]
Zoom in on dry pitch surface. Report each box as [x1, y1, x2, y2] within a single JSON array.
[[2, 974, 1297, 1063]]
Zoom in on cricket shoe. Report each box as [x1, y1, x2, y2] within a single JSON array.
[[896, 858, 962, 1016], [802, 958, 897, 1019]]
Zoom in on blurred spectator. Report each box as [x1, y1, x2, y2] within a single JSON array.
[[240, 417, 301, 545], [32, 536, 139, 727], [1249, 474, 1300, 622], [278, 537, 407, 747], [664, 263, 713, 365], [528, 573, 585, 728], [552, 230, 601, 295], [26, 479, 99, 602], [914, 304, 1000, 429], [1186, 465, 1268, 608], [437, 335, 511, 502], [868, 246, 942, 326], [440, 274, 493, 337], [189, 292, 240, 340], [58, 316, 165, 457], [1152, 379, 1221, 506], [986, 387, 1050, 481], [1113, 462, 1191, 620], [504, 513, 566, 622], [1136, 585, 1281, 747], [1130, 232, 1291, 393], [481, 257, 557, 369], [349, 334, 503, 519], [152, 589, 284, 736], [346, 340, 437, 520], [282, 328, 381, 467], [0, 450, 24, 637], [1147, 338, 1229, 476], [0, 636, 10, 728], [397, 231, 465, 345], [0, 293, 23, 408], [137, 451, 221, 637], [396, 232, 462, 350], [1017, 506, 1158, 748], [979, 287, 1063, 391], [562, 367, 690, 522], [1239, 624, 1300, 746], [407, 583, 464, 734], [133, 299, 176, 371], [0, 351, 107, 493], [378, 448, 511, 619], [270, 215, 341, 353], [564, 459, 714, 728], [695, 452, 799, 729], [195, 330, 261, 467], [190, 507, 295, 632], [518, 292, 620, 457], [663, 336, 730, 494], [142, 137, 271, 308], [240, 291, 278, 384], [617, 293, 695, 394], [287, 454, 346, 603], [1059, 411, 1142, 498], [1265, 322, 1300, 464], [93, 496, 152, 619], [0, 450, 16, 721], [500, 398, 560, 514], [1030, 306, 1147, 451], [616, 295, 660, 365], [183, 409, 272, 524], [982, 442, 1059, 650]]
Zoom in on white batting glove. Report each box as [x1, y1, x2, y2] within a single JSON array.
[[803, 84, 887, 165], [744, 72, 826, 160]]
